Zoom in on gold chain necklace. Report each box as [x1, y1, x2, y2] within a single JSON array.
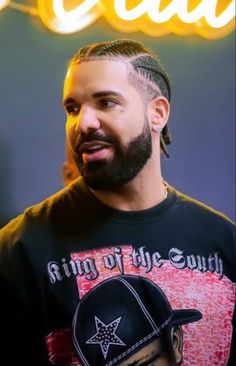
[[162, 179, 168, 200]]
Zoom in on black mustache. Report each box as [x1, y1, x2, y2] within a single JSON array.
[[78, 131, 117, 147]]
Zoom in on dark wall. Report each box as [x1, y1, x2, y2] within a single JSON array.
[[0, 6, 235, 225]]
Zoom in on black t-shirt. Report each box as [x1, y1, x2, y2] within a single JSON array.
[[0, 178, 235, 365]]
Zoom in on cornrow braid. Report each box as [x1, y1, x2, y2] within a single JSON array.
[[68, 39, 172, 157], [130, 54, 171, 101]]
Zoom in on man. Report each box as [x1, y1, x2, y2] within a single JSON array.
[[62, 141, 80, 186], [0, 39, 235, 366], [72, 275, 202, 366]]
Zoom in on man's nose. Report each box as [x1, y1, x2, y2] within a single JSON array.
[[75, 105, 100, 134]]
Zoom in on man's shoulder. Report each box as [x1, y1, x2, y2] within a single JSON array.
[[25, 177, 88, 218], [172, 186, 235, 229], [0, 193, 60, 246], [0, 178, 86, 239]]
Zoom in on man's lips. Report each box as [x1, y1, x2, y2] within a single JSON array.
[[79, 140, 111, 152], [79, 140, 113, 162]]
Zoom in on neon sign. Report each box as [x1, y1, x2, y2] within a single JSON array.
[[0, 0, 9, 10], [1, 0, 235, 38]]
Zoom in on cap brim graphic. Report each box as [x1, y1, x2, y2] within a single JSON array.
[[73, 275, 202, 366], [172, 309, 202, 326]]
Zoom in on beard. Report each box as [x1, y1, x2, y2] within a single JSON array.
[[72, 121, 152, 190]]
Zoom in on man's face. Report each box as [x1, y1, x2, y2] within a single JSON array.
[[62, 142, 80, 186], [63, 59, 152, 190], [117, 338, 176, 366]]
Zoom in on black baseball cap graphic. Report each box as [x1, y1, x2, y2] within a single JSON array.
[[72, 275, 202, 366]]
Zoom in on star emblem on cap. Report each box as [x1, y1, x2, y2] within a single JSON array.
[[86, 316, 126, 359]]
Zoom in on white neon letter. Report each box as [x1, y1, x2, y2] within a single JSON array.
[[175, 0, 235, 28], [38, 0, 103, 34], [114, 0, 149, 21], [205, 0, 236, 28], [0, 0, 10, 11], [53, 0, 99, 22], [148, 0, 177, 23]]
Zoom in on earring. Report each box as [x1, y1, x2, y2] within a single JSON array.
[[152, 124, 162, 133]]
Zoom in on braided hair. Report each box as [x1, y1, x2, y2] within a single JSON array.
[[68, 39, 172, 157]]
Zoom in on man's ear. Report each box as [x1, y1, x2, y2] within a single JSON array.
[[171, 326, 183, 365], [149, 96, 170, 132]]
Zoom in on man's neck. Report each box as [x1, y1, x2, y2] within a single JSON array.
[[89, 165, 167, 211]]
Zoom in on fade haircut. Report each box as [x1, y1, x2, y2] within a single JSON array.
[[68, 39, 172, 157]]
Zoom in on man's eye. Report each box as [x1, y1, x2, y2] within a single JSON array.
[[100, 99, 117, 109], [65, 105, 80, 115]]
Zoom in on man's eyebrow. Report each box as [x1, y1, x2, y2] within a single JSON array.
[[92, 90, 124, 99], [63, 92, 124, 106], [126, 360, 139, 366], [126, 351, 161, 366]]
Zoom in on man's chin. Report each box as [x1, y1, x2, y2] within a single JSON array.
[[80, 159, 109, 175], [79, 162, 114, 190], [81, 168, 123, 190], [83, 177, 112, 191]]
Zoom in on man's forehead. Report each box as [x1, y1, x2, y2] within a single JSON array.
[[63, 58, 137, 101], [65, 58, 131, 80]]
